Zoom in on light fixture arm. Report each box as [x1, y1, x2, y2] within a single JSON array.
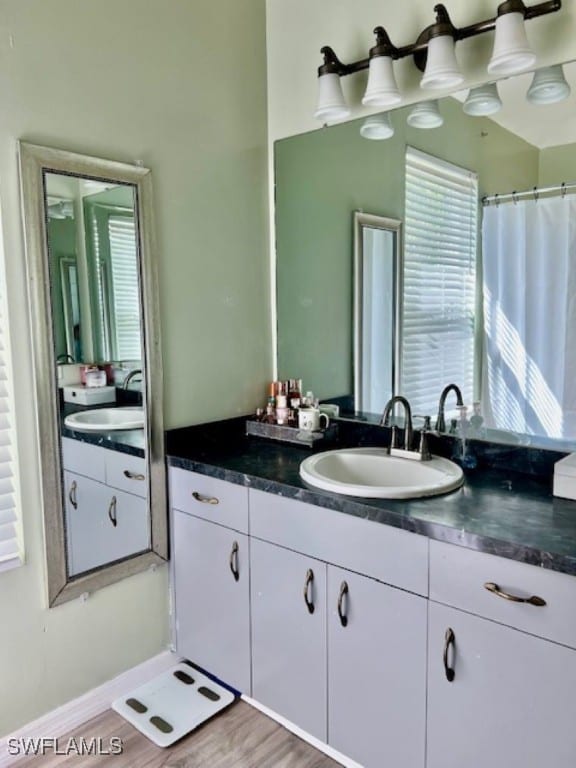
[[318, 0, 561, 76]]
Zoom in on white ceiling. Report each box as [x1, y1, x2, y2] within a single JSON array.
[[452, 60, 576, 150]]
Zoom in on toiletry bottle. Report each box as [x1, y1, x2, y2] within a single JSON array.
[[289, 379, 301, 410], [276, 394, 288, 425], [470, 401, 485, 438]]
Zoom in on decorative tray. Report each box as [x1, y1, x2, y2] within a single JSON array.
[[245, 419, 338, 447]]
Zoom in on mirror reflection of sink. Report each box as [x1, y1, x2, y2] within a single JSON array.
[[300, 447, 464, 499], [64, 407, 145, 432]]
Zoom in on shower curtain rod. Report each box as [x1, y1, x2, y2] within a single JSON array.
[[482, 181, 576, 205]]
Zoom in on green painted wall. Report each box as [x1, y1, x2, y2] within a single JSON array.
[[539, 142, 576, 186], [276, 97, 538, 400], [0, 0, 269, 736]]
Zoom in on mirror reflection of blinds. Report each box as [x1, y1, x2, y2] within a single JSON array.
[[107, 215, 141, 361], [402, 147, 478, 416], [0, 304, 19, 570]]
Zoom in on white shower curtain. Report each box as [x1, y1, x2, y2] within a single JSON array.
[[482, 195, 576, 439]]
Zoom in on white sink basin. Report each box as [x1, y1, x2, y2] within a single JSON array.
[[64, 407, 145, 432], [300, 447, 464, 499]]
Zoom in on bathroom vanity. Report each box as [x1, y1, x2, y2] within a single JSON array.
[[167, 419, 576, 768]]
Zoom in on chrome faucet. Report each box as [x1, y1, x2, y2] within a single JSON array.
[[381, 396, 413, 452], [123, 369, 143, 390], [435, 384, 464, 433]]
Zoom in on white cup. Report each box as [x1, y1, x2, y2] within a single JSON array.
[[298, 407, 329, 432]]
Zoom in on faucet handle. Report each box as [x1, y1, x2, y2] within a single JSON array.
[[390, 425, 400, 449]]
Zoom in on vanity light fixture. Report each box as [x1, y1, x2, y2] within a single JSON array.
[[407, 100, 444, 128], [314, 51, 351, 122], [362, 27, 402, 107], [360, 113, 395, 139], [463, 82, 503, 115], [419, 7, 464, 90], [487, 0, 537, 75], [526, 63, 571, 104], [314, 0, 561, 123]]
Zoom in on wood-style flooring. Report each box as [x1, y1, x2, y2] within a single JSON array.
[[14, 700, 343, 768]]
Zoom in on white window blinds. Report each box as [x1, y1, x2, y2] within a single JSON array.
[[401, 147, 478, 416], [108, 214, 141, 361], [0, 300, 20, 571]]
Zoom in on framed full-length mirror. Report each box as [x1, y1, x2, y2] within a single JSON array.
[[276, 58, 576, 452], [19, 142, 167, 606]]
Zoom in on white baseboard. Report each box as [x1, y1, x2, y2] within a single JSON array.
[[242, 695, 364, 768], [0, 650, 178, 768]]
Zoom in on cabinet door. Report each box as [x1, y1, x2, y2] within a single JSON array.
[[428, 602, 576, 768], [251, 538, 327, 741], [328, 567, 427, 768], [64, 471, 149, 575], [173, 511, 251, 693]]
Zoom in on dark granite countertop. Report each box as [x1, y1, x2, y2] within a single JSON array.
[[166, 418, 576, 577]]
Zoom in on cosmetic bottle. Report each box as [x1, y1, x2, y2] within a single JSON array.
[[289, 379, 302, 409]]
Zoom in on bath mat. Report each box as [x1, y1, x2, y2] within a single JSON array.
[[112, 663, 236, 747]]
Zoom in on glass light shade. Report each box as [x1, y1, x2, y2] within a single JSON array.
[[420, 35, 464, 90], [360, 113, 394, 140], [463, 83, 502, 116], [314, 72, 351, 122], [487, 12, 536, 75], [407, 100, 444, 129], [362, 55, 402, 107], [527, 65, 571, 105]]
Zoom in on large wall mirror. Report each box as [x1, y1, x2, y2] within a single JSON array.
[[276, 58, 576, 452], [19, 143, 167, 606]]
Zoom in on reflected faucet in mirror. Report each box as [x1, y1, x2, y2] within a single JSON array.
[[123, 369, 143, 390], [435, 384, 464, 433]]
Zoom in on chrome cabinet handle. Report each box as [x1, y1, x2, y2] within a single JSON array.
[[443, 628, 456, 682], [337, 581, 349, 627], [303, 569, 315, 614], [229, 541, 239, 582], [108, 496, 118, 528], [69, 480, 78, 510], [123, 470, 145, 481], [192, 491, 219, 505], [484, 582, 546, 607]]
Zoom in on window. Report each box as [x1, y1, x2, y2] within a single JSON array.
[[0, 282, 21, 572], [87, 203, 141, 362], [401, 147, 478, 416]]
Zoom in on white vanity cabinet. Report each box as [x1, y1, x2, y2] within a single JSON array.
[[170, 469, 251, 693], [427, 541, 576, 768], [249, 489, 428, 768], [169, 465, 576, 768], [327, 566, 427, 768], [62, 437, 149, 576], [250, 539, 328, 741]]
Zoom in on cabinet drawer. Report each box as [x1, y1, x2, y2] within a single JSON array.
[[105, 451, 147, 498], [61, 437, 106, 483], [169, 467, 249, 534], [430, 540, 576, 649], [249, 489, 428, 596]]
